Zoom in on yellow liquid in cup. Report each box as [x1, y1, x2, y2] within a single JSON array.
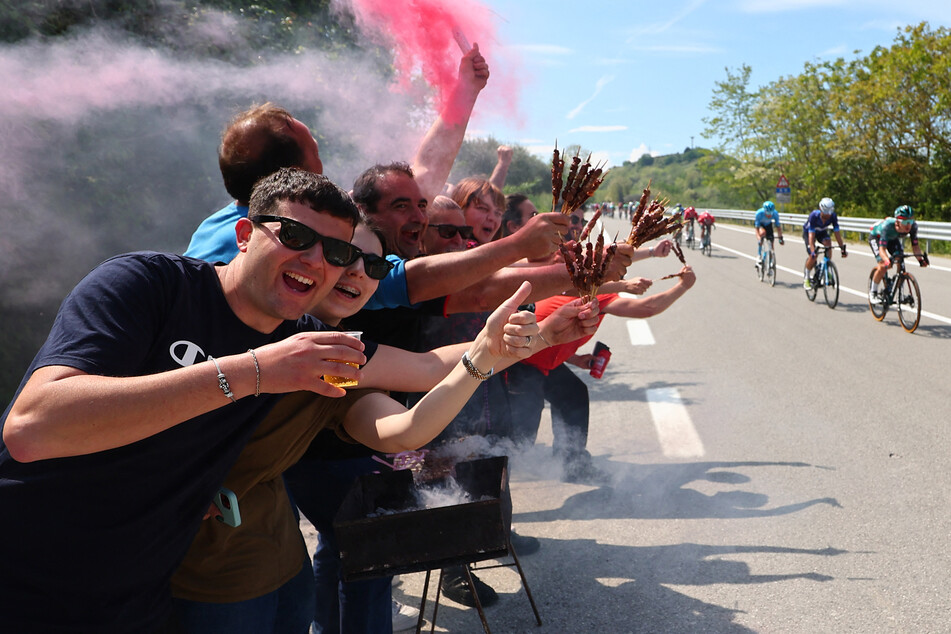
[[323, 361, 359, 388]]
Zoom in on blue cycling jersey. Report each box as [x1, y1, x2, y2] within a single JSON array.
[[755, 208, 781, 228], [803, 209, 840, 233]]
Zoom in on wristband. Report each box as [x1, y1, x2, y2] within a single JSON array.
[[209, 356, 236, 403], [461, 351, 494, 381], [248, 349, 260, 397], [648, 247, 654, 257]]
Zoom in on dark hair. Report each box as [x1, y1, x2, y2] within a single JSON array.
[[501, 193, 530, 238], [249, 168, 359, 227], [358, 212, 390, 255], [351, 162, 415, 213], [218, 103, 306, 205]]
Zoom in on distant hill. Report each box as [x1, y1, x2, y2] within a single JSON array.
[[594, 148, 757, 211]]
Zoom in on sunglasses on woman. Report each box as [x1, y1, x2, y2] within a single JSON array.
[[251, 215, 358, 267], [428, 224, 475, 240], [355, 251, 395, 280]]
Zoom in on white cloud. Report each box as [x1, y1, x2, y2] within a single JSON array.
[[566, 75, 615, 120], [629, 143, 660, 162]]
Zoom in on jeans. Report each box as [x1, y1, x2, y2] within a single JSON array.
[[173, 559, 315, 634], [284, 456, 393, 634]]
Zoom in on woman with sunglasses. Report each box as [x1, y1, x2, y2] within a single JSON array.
[[171, 215, 600, 633]]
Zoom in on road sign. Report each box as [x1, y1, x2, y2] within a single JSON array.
[[776, 174, 791, 203]]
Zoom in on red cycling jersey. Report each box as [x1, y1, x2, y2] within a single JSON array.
[[698, 211, 715, 226], [683, 208, 698, 221]]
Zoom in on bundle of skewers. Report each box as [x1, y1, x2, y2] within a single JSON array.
[[626, 180, 690, 281], [559, 207, 617, 302], [626, 180, 682, 248], [550, 143, 606, 215]]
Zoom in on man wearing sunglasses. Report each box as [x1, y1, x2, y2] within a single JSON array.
[[0, 168, 369, 633]]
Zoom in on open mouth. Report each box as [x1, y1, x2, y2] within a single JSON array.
[[333, 282, 361, 300], [284, 271, 315, 293]]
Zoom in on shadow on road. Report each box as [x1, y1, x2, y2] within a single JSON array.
[[516, 460, 840, 522]]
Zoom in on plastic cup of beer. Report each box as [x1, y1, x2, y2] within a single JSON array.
[[323, 331, 362, 388]]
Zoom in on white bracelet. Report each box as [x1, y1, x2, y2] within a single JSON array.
[[247, 349, 260, 397], [209, 356, 236, 403], [461, 351, 494, 381], [649, 246, 654, 257]]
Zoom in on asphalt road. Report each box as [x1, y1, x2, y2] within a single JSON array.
[[303, 217, 951, 633]]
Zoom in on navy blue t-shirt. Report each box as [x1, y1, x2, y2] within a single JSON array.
[[0, 252, 331, 633]]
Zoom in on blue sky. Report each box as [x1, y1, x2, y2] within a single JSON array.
[[466, 0, 951, 167]]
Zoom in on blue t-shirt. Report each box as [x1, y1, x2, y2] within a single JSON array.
[[755, 207, 781, 228], [803, 209, 840, 233], [0, 252, 330, 633], [185, 201, 248, 263]]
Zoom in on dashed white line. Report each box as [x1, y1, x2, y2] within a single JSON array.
[[626, 318, 655, 345], [646, 387, 705, 458]]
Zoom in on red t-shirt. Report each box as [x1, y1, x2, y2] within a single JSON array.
[[521, 293, 620, 374]]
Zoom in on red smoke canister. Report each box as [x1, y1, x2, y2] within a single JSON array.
[[589, 342, 611, 379]]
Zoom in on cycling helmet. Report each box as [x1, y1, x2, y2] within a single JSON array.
[[894, 205, 914, 220], [763, 201, 776, 212], [818, 197, 835, 214]]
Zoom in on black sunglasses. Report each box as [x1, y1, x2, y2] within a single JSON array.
[[570, 215, 584, 225], [428, 224, 475, 240], [355, 251, 395, 280], [251, 215, 358, 267]]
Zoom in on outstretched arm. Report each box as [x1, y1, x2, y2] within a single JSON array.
[[3, 330, 369, 462], [412, 44, 489, 203], [601, 266, 696, 319], [343, 282, 538, 452], [489, 145, 513, 190], [360, 296, 600, 392], [403, 212, 569, 304]]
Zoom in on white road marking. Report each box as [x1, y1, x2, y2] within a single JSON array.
[[646, 387, 705, 458], [626, 319, 655, 345]]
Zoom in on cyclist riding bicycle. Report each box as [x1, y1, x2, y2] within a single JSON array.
[[802, 196, 847, 289], [868, 205, 929, 303], [683, 205, 698, 241], [697, 210, 715, 245], [754, 200, 784, 261]]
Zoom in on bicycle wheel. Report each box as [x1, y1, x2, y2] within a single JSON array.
[[823, 261, 839, 309], [868, 270, 888, 321], [766, 251, 776, 287], [804, 267, 817, 301], [897, 272, 921, 333]]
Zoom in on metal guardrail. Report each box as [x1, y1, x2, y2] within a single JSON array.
[[703, 208, 951, 248]]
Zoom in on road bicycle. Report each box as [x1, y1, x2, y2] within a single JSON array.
[[867, 251, 923, 333], [700, 225, 713, 256], [804, 244, 841, 309], [684, 221, 696, 250], [754, 237, 778, 286]]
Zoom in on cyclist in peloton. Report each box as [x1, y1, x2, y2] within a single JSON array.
[[698, 209, 715, 245], [683, 205, 699, 241], [802, 196, 847, 289], [754, 200, 784, 264], [868, 205, 929, 303]]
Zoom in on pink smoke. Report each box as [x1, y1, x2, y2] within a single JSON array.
[[337, 0, 516, 124]]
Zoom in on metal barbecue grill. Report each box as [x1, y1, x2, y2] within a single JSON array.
[[334, 455, 542, 633]]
